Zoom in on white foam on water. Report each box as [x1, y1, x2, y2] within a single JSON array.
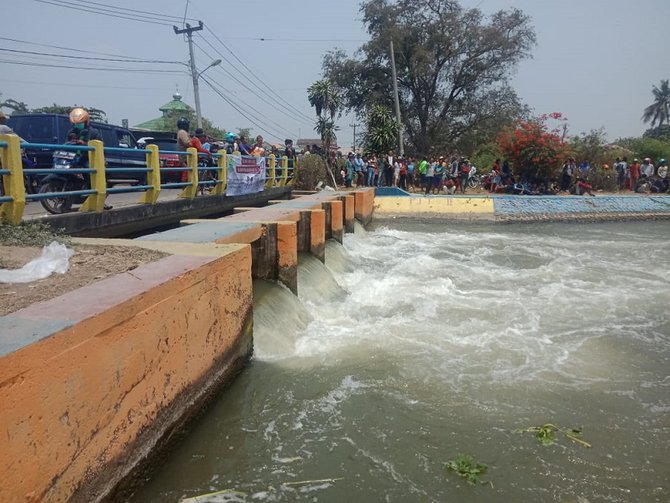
[[137, 221, 670, 503]]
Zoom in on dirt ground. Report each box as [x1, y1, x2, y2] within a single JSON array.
[[0, 244, 167, 316]]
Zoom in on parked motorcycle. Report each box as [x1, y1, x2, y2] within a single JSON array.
[[467, 166, 481, 189], [38, 149, 89, 214], [21, 151, 43, 194]]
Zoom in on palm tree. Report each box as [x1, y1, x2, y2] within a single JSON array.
[[642, 79, 670, 128], [364, 105, 399, 154], [308, 79, 342, 187]]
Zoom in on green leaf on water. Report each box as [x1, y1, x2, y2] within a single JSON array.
[[445, 453, 488, 486], [518, 423, 592, 448]]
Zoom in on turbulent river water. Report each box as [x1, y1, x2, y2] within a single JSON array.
[[130, 220, 670, 503]]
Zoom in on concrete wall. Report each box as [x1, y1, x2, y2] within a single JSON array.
[[373, 193, 670, 221], [0, 246, 253, 502], [0, 188, 375, 502]]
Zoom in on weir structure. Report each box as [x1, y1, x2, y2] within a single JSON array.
[[2, 185, 666, 501], [372, 187, 670, 221], [0, 188, 375, 502]]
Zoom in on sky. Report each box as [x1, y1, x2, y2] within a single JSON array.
[[1, 0, 669, 150]]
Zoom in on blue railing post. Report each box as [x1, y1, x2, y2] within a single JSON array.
[[80, 139, 107, 212], [0, 134, 26, 224]]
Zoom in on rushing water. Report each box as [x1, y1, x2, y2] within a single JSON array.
[[130, 221, 670, 503]]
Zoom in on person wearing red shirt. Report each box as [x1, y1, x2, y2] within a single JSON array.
[[629, 158, 641, 191]]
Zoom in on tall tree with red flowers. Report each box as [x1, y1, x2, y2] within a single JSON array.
[[496, 113, 571, 182]]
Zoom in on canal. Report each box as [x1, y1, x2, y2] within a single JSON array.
[[129, 220, 669, 502]]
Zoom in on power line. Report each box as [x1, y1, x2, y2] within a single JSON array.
[[0, 58, 187, 74], [203, 25, 315, 124], [71, 0, 198, 23], [0, 36, 157, 60], [200, 75, 283, 142], [215, 36, 367, 43], [0, 47, 182, 65], [193, 39, 311, 128], [198, 67, 299, 139], [33, 0, 174, 26], [0, 77, 180, 91], [191, 45, 299, 138]]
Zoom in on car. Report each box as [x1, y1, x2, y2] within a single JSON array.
[[136, 137, 183, 183], [7, 113, 147, 185]]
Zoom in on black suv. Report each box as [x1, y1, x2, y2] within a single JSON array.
[[7, 113, 147, 185]]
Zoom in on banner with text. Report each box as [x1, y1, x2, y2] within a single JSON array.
[[226, 155, 266, 196]]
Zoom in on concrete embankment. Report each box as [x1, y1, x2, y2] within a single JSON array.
[[0, 189, 375, 502], [373, 189, 670, 221]]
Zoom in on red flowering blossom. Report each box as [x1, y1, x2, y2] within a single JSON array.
[[496, 113, 571, 181]]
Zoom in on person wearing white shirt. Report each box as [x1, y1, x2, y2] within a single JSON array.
[[641, 158, 654, 178]]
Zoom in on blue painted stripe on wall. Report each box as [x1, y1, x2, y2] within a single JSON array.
[[493, 196, 670, 215]]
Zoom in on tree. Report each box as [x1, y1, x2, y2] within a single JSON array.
[[642, 79, 670, 129], [0, 97, 29, 114], [570, 128, 608, 166], [362, 104, 399, 154], [321, 0, 535, 155], [307, 79, 342, 187], [496, 113, 570, 182], [30, 104, 108, 123]]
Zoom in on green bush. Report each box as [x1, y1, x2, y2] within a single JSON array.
[[294, 155, 328, 190], [589, 166, 619, 192], [616, 137, 670, 164]]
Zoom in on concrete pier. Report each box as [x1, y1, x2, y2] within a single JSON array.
[[0, 188, 375, 502]]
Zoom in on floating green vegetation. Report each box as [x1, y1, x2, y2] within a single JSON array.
[[445, 453, 489, 486], [518, 423, 592, 448]]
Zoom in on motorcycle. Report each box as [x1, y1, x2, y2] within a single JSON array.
[[38, 149, 89, 214], [466, 166, 481, 189], [21, 151, 42, 194]]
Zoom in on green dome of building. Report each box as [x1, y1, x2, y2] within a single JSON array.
[[133, 92, 193, 131]]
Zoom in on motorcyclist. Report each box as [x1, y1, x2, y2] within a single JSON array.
[[176, 117, 192, 182], [225, 132, 238, 154], [66, 107, 111, 209], [67, 107, 101, 144], [176, 117, 191, 153]]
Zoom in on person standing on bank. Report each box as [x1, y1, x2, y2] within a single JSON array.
[[424, 157, 435, 195]]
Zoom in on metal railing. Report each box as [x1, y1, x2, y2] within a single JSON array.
[[0, 134, 295, 224]]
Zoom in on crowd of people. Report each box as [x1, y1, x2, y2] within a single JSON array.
[[340, 151, 481, 195], [611, 156, 669, 194], [174, 117, 299, 186], [336, 149, 670, 196]]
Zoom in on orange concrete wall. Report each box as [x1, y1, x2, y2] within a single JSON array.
[[343, 194, 355, 233], [354, 189, 374, 225], [276, 221, 298, 294], [0, 247, 253, 502], [329, 200, 343, 243], [310, 209, 326, 261]]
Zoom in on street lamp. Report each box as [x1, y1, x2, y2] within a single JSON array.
[[193, 59, 221, 129]]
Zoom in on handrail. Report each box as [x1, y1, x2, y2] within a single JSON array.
[[0, 135, 294, 224]]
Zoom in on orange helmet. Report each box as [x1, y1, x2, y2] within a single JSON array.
[[69, 107, 89, 125]]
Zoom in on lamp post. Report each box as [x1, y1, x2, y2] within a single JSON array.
[[193, 59, 221, 129]]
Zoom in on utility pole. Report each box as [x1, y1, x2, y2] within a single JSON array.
[[174, 21, 204, 129], [389, 39, 404, 157], [349, 123, 359, 152]]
